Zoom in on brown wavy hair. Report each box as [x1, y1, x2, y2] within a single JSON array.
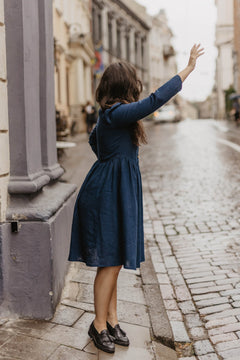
[[96, 61, 147, 146]]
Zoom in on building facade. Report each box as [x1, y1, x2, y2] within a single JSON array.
[[53, 0, 95, 133], [149, 10, 177, 93], [92, 0, 151, 97], [0, 0, 77, 319], [215, 0, 234, 118], [234, 0, 240, 93]]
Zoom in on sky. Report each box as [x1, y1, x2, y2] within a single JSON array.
[[136, 0, 217, 102]]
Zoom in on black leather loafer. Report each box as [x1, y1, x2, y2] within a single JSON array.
[[88, 321, 115, 353], [107, 321, 130, 346]]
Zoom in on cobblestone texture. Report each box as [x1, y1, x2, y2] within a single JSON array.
[[141, 120, 240, 358]]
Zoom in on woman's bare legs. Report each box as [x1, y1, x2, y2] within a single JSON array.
[[107, 283, 118, 327], [93, 265, 122, 333]]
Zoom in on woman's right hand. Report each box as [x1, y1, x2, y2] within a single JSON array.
[[178, 44, 205, 82], [187, 44, 205, 70]]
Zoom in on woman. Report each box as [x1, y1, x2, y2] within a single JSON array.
[[68, 44, 204, 353]]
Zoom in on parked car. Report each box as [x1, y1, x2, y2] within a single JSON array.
[[153, 104, 181, 123]]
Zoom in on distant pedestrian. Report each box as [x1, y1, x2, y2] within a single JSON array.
[[233, 99, 240, 126], [84, 101, 96, 134], [68, 44, 204, 353]]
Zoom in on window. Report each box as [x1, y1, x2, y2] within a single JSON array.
[[117, 27, 121, 58], [141, 38, 145, 69], [135, 35, 138, 65], [57, 66, 61, 103], [98, 13, 102, 41], [108, 19, 112, 53], [66, 67, 70, 107], [126, 35, 130, 61], [92, 7, 96, 43]]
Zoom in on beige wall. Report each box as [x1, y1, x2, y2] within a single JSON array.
[[150, 10, 177, 93], [0, 0, 10, 222], [53, 3, 70, 119], [234, 0, 240, 93], [215, 0, 234, 118], [53, 0, 94, 133]]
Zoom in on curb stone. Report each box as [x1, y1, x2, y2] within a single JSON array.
[[141, 246, 175, 349], [141, 243, 195, 357]]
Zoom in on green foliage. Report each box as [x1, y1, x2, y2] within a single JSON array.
[[224, 85, 236, 116]]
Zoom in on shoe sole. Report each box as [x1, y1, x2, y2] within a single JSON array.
[[114, 339, 130, 347], [88, 330, 115, 354]]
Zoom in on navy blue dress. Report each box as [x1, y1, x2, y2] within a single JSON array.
[[68, 75, 182, 269]]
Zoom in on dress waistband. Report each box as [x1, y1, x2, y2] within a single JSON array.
[[98, 155, 139, 164]]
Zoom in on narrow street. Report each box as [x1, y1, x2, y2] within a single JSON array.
[[141, 119, 240, 359]]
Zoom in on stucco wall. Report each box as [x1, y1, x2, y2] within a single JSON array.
[[0, 0, 9, 305], [53, 0, 94, 133], [0, 0, 9, 223], [0, 0, 76, 318]]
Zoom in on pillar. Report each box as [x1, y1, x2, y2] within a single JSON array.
[[101, 7, 109, 65], [137, 34, 142, 68], [0, 0, 10, 304], [4, 0, 50, 194], [38, 0, 64, 180], [2, 0, 77, 319]]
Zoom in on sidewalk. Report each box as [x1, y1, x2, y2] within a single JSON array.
[[0, 262, 177, 360], [0, 128, 177, 360]]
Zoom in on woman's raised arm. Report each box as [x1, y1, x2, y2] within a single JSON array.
[[104, 75, 182, 127], [105, 44, 204, 128]]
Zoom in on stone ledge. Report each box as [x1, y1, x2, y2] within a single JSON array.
[[6, 181, 77, 221]]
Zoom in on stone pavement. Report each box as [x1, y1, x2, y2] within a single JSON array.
[[0, 262, 177, 360], [0, 129, 177, 360], [140, 119, 240, 359]]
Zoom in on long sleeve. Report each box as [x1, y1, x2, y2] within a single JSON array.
[[104, 75, 182, 128], [88, 123, 98, 157]]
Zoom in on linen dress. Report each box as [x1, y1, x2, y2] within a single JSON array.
[[68, 74, 182, 269]]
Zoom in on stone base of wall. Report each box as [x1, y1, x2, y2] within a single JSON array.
[[0, 181, 77, 320]]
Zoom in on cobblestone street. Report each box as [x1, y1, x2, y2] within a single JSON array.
[[141, 119, 240, 359]]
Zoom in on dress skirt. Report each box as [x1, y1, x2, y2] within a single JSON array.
[[68, 155, 144, 270]]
